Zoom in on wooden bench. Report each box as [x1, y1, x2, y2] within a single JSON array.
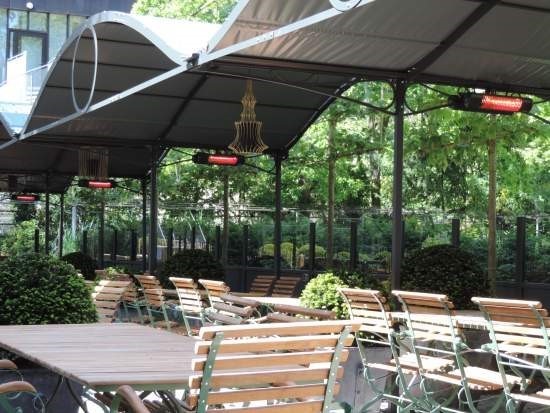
[[271, 276, 301, 297], [266, 303, 336, 322], [473, 297, 550, 411], [111, 320, 361, 413], [92, 280, 131, 323], [249, 274, 276, 295]]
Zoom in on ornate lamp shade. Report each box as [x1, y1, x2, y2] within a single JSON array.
[[228, 80, 268, 155]]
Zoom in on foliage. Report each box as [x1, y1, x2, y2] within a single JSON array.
[[300, 271, 385, 318], [401, 244, 489, 309], [14, 204, 36, 223], [61, 251, 97, 281], [0, 254, 97, 325], [0, 220, 40, 256], [132, 0, 237, 23], [158, 250, 224, 288]]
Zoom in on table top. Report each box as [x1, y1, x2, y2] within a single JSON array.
[[391, 310, 488, 330], [0, 323, 196, 391]]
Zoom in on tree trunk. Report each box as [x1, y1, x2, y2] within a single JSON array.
[[222, 172, 229, 266], [487, 138, 497, 294], [327, 118, 337, 268]]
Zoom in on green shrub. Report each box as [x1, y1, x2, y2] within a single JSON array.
[[300, 273, 349, 318], [61, 251, 97, 281], [401, 244, 489, 310], [0, 220, 41, 256], [0, 254, 97, 325], [158, 249, 224, 288]]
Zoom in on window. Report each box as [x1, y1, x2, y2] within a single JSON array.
[[69, 15, 86, 34], [8, 10, 27, 29], [29, 12, 47, 31], [0, 9, 6, 81], [48, 14, 67, 60]]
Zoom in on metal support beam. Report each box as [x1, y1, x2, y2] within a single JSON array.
[[215, 225, 221, 260], [274, 154, 283, 278], [149, 148, 159, 274], [34, 228, 40, 253], [112, 229, 118, 265], [82, 230, 88, 255], [350, 219, 358, 270], [391, 81, 406, 290], [141, 178, 147, 272], [191, 225, 196, 250], [516, 217, 526, 298], [58, 193, 64, 258], [242, 225, 249, 292], [167, 228, 174, 257], [130, 229, 137, 261], [309, 222, 316, 274], [99, 198, 105, 269], [451, 218, 461, 247], [44, 175, 50, 254]]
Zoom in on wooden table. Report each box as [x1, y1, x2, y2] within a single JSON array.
[[0, 323, 196, 393]]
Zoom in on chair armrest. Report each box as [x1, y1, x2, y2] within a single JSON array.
[[0, 359, 17, 370], [114, 385, 150, 413], [0, 381, 36, 395]]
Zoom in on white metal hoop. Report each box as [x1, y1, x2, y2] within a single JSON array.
[[71, 23, 98, 113]]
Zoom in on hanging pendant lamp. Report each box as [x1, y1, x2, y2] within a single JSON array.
[[228, 80, 268, 155]]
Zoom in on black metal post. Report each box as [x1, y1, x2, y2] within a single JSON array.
[[141, 178, 147, 272], [451, 218, 461, 247], [99, 199, 105, 269], [309, 222, 316, 273], [274, 153, 283, 278], [401, 219, 406, 258], [45, 175, 50, 254], [215, 226, 221, 260], [111, 229, 118, 264], [242, 224, 249, 292], [82, 230, 88, 255], [34, 228, 39, 253], [178, 235, 182, 252], [167, 228, 174, 257], [130, 229, 137, 261], [516, 217, 526, 298], [149, 148, 159, 273], [58, 193, 64, 258], [350, 219, 358, 270], [391, 81, 406, 290], [191, 225, 196, 250], [183, 229, 187, 250]]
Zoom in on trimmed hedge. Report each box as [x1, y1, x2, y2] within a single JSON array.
[[61, 251, 97, 281], [401, 244, 489, 309], [0, 254, 97, 325], [158, 250, 224, 288]]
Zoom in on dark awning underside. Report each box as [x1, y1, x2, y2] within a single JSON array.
[[0, 0, 547, 179]]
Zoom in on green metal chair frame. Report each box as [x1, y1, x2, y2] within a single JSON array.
[[473, 297, 550, 413], [135, 274, 175, 331], [394, 290, 515, 413], [0, 380, 42, 413], [169, 276, 207, 335]]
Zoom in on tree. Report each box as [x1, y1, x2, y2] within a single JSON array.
[[132, 0, 237, 23]]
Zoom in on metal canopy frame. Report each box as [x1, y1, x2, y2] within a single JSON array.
[[0, 1, 548, 280]]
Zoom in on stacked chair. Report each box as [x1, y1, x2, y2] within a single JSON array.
[[266, 302, 336, 322], [271, 276, 301, 297], [248, 274, 276, 295], [473, 297, 550, 412], [91, 280, 132, 323]]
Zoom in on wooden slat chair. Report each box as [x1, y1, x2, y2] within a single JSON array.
[[339, 288, 434, 412], [472, 297, 550, 413], [266, 303, 336, 323], [394, 290, 523, 413], [110, 320, 362, 413], [271, 276, 301, 297], [121, 280, 145, 324], [169, 277, 207, 335], [249, 275, 276, 295], [0, 380, 41, 413], [198, 279, 230, 309], [202, 293, 262, 325], [92, 280, 132, 323], [135, 274, 178, 331]]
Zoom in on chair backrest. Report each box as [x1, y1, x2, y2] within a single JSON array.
[[271, 276, 301, 297], [188, 320, 361, 413], [266, 303, 336, 322], [135, 274, 166, 309], [92, 280, 131, 322], [208, 293, 261, 325], [169, 277, 204, 315], [472, 297, 550, 358], [198, 279, 230, 306], [339, 288, 393, 344], [249, 275, 276, 295]]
